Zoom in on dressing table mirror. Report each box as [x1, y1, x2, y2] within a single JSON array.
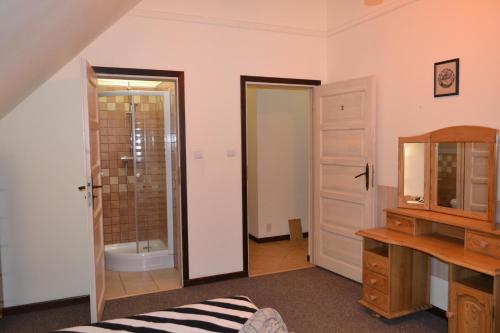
[[398, 134, 430, 209], [398, 126, 498, 225], [430, 126, 498, 223]]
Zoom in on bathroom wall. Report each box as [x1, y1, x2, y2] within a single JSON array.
[[98, 85, 177, 247], [98, 91, 135, 245]]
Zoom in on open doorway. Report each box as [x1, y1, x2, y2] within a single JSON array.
[[83, 65, 188, 320], [241, 76, 320, 277]]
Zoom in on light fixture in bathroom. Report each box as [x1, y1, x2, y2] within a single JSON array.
[[364, 0, 383, 5], [97, 78, 162, 88]]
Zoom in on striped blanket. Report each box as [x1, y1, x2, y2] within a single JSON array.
[[57, 296, 259, 333]]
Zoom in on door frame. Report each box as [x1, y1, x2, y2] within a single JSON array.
[[86, 66, 190, 284], [240, 75, 321, 274]]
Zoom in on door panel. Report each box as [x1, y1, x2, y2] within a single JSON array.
[[322, 129, 365, 157], [321, 164, 366, 195], [320, 232, 363, 278], [320, 197, 365, 230], [320, 91, 364, 122], [313, 77, 376, 282], [449, 282, 492, 333], [82, 60, 105, 322]]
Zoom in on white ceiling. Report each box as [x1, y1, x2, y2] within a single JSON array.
[[0, 0, 140, 119]]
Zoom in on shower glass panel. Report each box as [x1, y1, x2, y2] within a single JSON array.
[[97, 81, 178, 264], [134, 94, 169, 253]]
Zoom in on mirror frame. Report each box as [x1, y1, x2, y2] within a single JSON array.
[[429, 126, 498, 222], [398, 134, 431, 210]]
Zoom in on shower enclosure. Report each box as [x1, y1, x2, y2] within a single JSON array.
[[98, 87, 178, 272]]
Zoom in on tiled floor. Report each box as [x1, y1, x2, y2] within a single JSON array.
[[105, 268, 181, 300], [249, 238, 313, 276]]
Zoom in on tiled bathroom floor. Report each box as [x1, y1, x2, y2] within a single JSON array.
[[249, 238, 312, 276], [105, 268, 182, 300]]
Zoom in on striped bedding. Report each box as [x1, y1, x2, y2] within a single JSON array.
[[56, 296, 259, 333]]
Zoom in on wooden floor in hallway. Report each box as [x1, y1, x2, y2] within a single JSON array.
[[249, 238, 312, 276]]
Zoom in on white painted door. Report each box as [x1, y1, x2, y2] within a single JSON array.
[[82, 60, 105, 322], [312, 76, 376, 282]]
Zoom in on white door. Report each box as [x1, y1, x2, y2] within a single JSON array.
[[312, 76, 376, 282], [82, 60, 105, 322]]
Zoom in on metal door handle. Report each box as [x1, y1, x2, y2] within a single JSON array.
[[354, 163, 370, 191], [77, 185, 103, 191]]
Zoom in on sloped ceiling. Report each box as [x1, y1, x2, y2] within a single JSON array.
[[0, 0, 140, 119]]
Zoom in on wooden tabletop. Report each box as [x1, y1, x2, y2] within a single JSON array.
[[356, 228, 500, 276]]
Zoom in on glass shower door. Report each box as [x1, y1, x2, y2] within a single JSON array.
[[133, 94, 169, 253]]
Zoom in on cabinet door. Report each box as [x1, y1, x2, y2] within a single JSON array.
[[449, 283, 493, 333]]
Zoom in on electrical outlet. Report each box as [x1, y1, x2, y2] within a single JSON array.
[[266, 223, 272, 232]]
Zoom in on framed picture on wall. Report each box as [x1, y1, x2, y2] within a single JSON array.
[[434, 58, 459, 97]]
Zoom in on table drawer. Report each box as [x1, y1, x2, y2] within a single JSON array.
[[466, 231, 500, 258], [363, 250, 389, 276], [363, 269, 388, 294], [386, 213, 415, 235], [363, 285, 389, 312]]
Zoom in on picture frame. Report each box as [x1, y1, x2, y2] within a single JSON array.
[[434, 58, 459, 97]]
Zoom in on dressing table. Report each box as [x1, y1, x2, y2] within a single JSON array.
[[357, 126, 500, 332]]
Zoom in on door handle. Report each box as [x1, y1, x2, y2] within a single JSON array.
[[354, 163, 370, 191], [77, 185, 103, 191]]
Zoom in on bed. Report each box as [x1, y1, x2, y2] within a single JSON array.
[[55, 296, 288, 333]]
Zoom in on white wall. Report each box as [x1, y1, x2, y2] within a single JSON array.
[[328, 0, 500, 187], [247, 87, 311, 238], [0, 60, 90, 306], [0, 0, 326, 306], [327, 0, 500, 310]]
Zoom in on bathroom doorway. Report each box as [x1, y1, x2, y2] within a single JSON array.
[[83, 66, 188, 319]]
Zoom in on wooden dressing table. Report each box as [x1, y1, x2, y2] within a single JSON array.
[[357, 126, 500, 332]]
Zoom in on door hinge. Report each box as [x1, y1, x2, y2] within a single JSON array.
[[87, 181, 93, 207]]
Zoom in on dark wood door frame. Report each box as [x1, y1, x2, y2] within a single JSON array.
[[92, 66, 190, 284], [240, 75, 321, 274]]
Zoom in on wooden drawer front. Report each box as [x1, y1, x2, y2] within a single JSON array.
[[363, 269, 388, 294], [386, 214, 414, 234], [466, 231, 500, 258], [363, 285, 389, 312], [363, 251, 388, 276]]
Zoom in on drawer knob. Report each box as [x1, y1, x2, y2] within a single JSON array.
[[367, 262, 378, 269], [368, 295, 377, 301], [446, 311, 454, 319], [369, 278, 377, 285], [479, 240, 489, 248], [395, 221, 402, 226]]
